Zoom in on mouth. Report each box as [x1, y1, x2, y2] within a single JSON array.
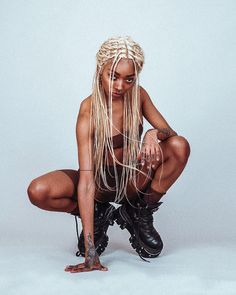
[[112, 92, 123, 97]]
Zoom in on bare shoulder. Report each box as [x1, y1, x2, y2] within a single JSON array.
[[139, 85, 151, 113], [76, 95, 94, 173], [76, 94, 93, 137], [79, 94, 92, 115], [139, 85, 150, 102]]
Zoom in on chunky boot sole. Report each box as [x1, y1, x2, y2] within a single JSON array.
[[115, 205, 163, 258], [77, 208, 115, 257]]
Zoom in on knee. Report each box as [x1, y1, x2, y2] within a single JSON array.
[[27, 180, 50, 207], [167, 136, 191, 164]]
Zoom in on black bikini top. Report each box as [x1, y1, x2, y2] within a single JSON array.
[[111, 123, 143, 149]]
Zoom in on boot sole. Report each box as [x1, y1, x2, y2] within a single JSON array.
[[115, 205, 163, 258]]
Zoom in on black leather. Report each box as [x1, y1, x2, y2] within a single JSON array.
[[77, 201, 115, 257], [115, 198, 163, 258], [127, 200, 163, 249]]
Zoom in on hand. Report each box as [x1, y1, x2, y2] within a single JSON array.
[[65, 233, 108, 273], [64, 258, 108, 273], [65, 249, 108, 273], [137, 129, 160, 169]]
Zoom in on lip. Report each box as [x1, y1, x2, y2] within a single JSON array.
[[112, 92, 123, 97]]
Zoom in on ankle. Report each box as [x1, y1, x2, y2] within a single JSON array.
[[143, 187, 166, 205]]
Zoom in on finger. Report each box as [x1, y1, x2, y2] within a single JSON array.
[[150, 146, 156, 169], [68, 264, 108, 273], [68, 262, 99, 272], [65, 265, 75, 271], [65, 264, 76, 269], [150, 145, 155, 161], [65, 267, 82, 272], [65, 263, 85, 271], [70, 265, 100, 273], [94, 263, 108, 271], [69, 265, 92, 273], [145, 147, 151, 163], [99, 266, 108, 271], [90, 264, 108, 272], [151, 153, 155, 162], [141, 150, 145, 165], [155, 146, 160, 161], [65, 263, 85, 269]]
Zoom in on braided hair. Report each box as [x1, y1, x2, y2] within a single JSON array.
[[90, 36, 150, 203]]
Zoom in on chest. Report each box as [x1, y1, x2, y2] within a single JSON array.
[[111, 103, 143, 137]]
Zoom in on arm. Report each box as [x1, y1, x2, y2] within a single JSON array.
[[65, 98, 107, 273], [76, 101, 95, 255], [140, 86, 178, 141]]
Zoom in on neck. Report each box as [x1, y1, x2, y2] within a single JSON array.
[[106, 97, 124, 110]]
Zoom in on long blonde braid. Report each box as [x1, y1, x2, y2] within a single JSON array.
[[90, 36, 152, 203]]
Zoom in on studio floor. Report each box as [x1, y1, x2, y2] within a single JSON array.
[[1, 220, 236, 295]]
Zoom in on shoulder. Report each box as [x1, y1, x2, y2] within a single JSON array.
[[79, 94, 92, 115], [139, 85, 151, 108], [76, 95, 93, 136], [139, 85, 149, 100]]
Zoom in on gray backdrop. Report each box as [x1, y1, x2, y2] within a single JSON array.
[[1, 0, 236, 294]]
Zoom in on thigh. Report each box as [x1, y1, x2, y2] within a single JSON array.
[[30, 169, 80, 199]]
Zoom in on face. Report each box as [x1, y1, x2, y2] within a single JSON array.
[[100, 58, 136, 100]]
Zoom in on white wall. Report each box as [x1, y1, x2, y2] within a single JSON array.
[[0, 0, 235, 246]]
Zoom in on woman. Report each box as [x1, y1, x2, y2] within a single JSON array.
[[27, 36, 190, 273]]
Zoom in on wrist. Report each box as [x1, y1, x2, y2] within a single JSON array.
[[145, 128, 159, 138], [146, 128, 158, 134]]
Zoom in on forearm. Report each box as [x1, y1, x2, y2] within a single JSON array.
[[77, 184, 95, 254], [147, 127, 178, 141]]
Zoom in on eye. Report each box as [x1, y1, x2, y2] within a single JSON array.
[[108, 74, 117, 80], [126, 78, 134, 83]]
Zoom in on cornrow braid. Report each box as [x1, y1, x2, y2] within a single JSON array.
[[96, 36, 144, 72]]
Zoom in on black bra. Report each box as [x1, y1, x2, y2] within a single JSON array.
[[111, 123, 143, 149]]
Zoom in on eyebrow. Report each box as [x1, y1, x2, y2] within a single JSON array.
[[108, 68, 135, 77]]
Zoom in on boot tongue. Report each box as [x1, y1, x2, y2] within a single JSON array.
[[139, 210, 153, 222], [138, 202, 154, 222]]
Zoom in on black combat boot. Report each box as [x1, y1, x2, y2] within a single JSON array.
[[115, 197, 163, 259], [71, 201, 116, 257]]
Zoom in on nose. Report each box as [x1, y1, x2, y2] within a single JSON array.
[[114, 79, 124, 92]]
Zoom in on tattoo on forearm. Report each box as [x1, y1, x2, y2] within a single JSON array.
[[85, 233, 99, 268], [157, 128, 177, 140], [158, 128, 170, 136]]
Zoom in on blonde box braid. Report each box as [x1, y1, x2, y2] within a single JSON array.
[[89, 36, 163, 204]]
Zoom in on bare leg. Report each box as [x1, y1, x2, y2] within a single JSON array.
[[114, 135, 191, 259], [125, 135, 190, 203], [27, 169, 79, 213], [148, 135, 191, 202]]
